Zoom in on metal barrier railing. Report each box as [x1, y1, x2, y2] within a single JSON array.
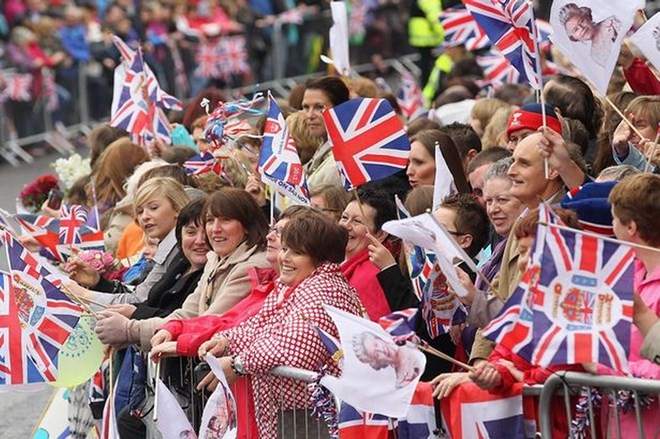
[[1, 5, 416, 167], [538, 371, 660, 439], [153, 359, 577, 438]]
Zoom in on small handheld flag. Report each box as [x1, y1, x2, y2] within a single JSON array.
[[323, 98, 410, 190]]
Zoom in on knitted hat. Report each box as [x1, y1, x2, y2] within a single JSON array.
[[506, 103, 562, 138], [560, 181, 617, 236]]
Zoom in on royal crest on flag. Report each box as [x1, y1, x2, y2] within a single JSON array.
[[529, 224, 635, 372], [259, 92, 310, 205], [323, 98, 410, 190], [464, 0, 542, 88], [0, 231, 83, 385]]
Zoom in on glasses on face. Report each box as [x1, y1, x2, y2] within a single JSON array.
[[268, 226, 282, 237], [446, 230, 466, 236]]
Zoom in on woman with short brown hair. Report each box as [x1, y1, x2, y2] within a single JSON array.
[[194, 213, 363, 439]]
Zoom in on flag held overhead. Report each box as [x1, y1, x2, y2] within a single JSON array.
[[323, 98, 410, 190]]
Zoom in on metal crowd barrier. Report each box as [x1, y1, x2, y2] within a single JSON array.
[[147, 358, 326, 438], [0, 65, 93, 166], [538, 371, 660, 439]]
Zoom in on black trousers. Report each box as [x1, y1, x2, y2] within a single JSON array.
[[117, 405, 147, 439]]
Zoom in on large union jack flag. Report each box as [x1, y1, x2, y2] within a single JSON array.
[[0, 231, 82, 385], [396, 72, 424, 121], [15, 214, 104, 262], [323, 98, 410, 190], [440, 6, 490, 50], [258, 92, 310, 205], [464, 0, 542, 89], [529, 223, 634, 372]]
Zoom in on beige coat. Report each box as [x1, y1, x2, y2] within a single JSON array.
[[135, 241, 269, 350], [470, 191, 566, 362]]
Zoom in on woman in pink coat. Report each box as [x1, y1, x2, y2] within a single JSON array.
[[596, 174, 660, 438]]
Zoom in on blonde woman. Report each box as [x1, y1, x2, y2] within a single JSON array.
[[66, 177, 190, 305]]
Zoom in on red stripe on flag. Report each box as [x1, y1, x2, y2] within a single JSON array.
[[573, 332, 592, 363], [38, 317, 71, 345], [599, 330, 623, 372], [605, 248, 635, 286], [579, 234, 598, 273], [356, 99, 379, 130]]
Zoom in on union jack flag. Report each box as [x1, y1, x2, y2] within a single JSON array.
[[323, 98, 411, 190], [440, 6, 490, 50], [222, 36, 250, 78], [197, 36, 250, 80], [396, 72, 424, 121], [0, 73, 33, 102], [59, 204, 87, 246], [483, 204, 558, 361], [482, 257, 538, 361], [348, 1, 367, 38], [464, 0, 542, 89], [194, 41, 224, 79], [183, 151, 223, 176], [338, 402, 390, 439], [110, 36, 182, 144], [423, 262, 467, 339], [529, 223, 635, 372], [535, 18, 553, 51], [0, 231, 82, 385], [42, 69, 59, 112], [258, 93, 310, 205], [15, 214, 104, 262], [312, 324, 344, 366], [378, 308, 421, 345], [112, 36, 182, 111], [476, 50, 521, 86]]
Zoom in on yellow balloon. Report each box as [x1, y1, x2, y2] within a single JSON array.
[[50, 315, 104, 388]]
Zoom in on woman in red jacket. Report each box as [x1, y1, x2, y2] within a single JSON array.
[[339, 186, 397, 321], [183, 212, 363, 439]]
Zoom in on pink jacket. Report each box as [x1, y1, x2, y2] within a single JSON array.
[[598, 259, 660, 438]]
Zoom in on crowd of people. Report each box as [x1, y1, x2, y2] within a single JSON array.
[[3, 1, 660, 438], [0, 0, 410, 139]]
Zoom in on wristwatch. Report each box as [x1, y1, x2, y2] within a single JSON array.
[[231, 355, 246, 376]]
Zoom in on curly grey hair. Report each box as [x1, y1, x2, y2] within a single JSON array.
[[483, 157, 514, 185]]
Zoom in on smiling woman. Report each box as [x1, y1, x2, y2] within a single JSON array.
[[66, 177, 190, 306], [190, 213, 363, 438]]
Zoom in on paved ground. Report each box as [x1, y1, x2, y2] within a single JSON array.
[[0, 150, 77, 438]]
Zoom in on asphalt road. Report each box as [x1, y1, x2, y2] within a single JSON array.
[[0, 150, 78, 438]]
